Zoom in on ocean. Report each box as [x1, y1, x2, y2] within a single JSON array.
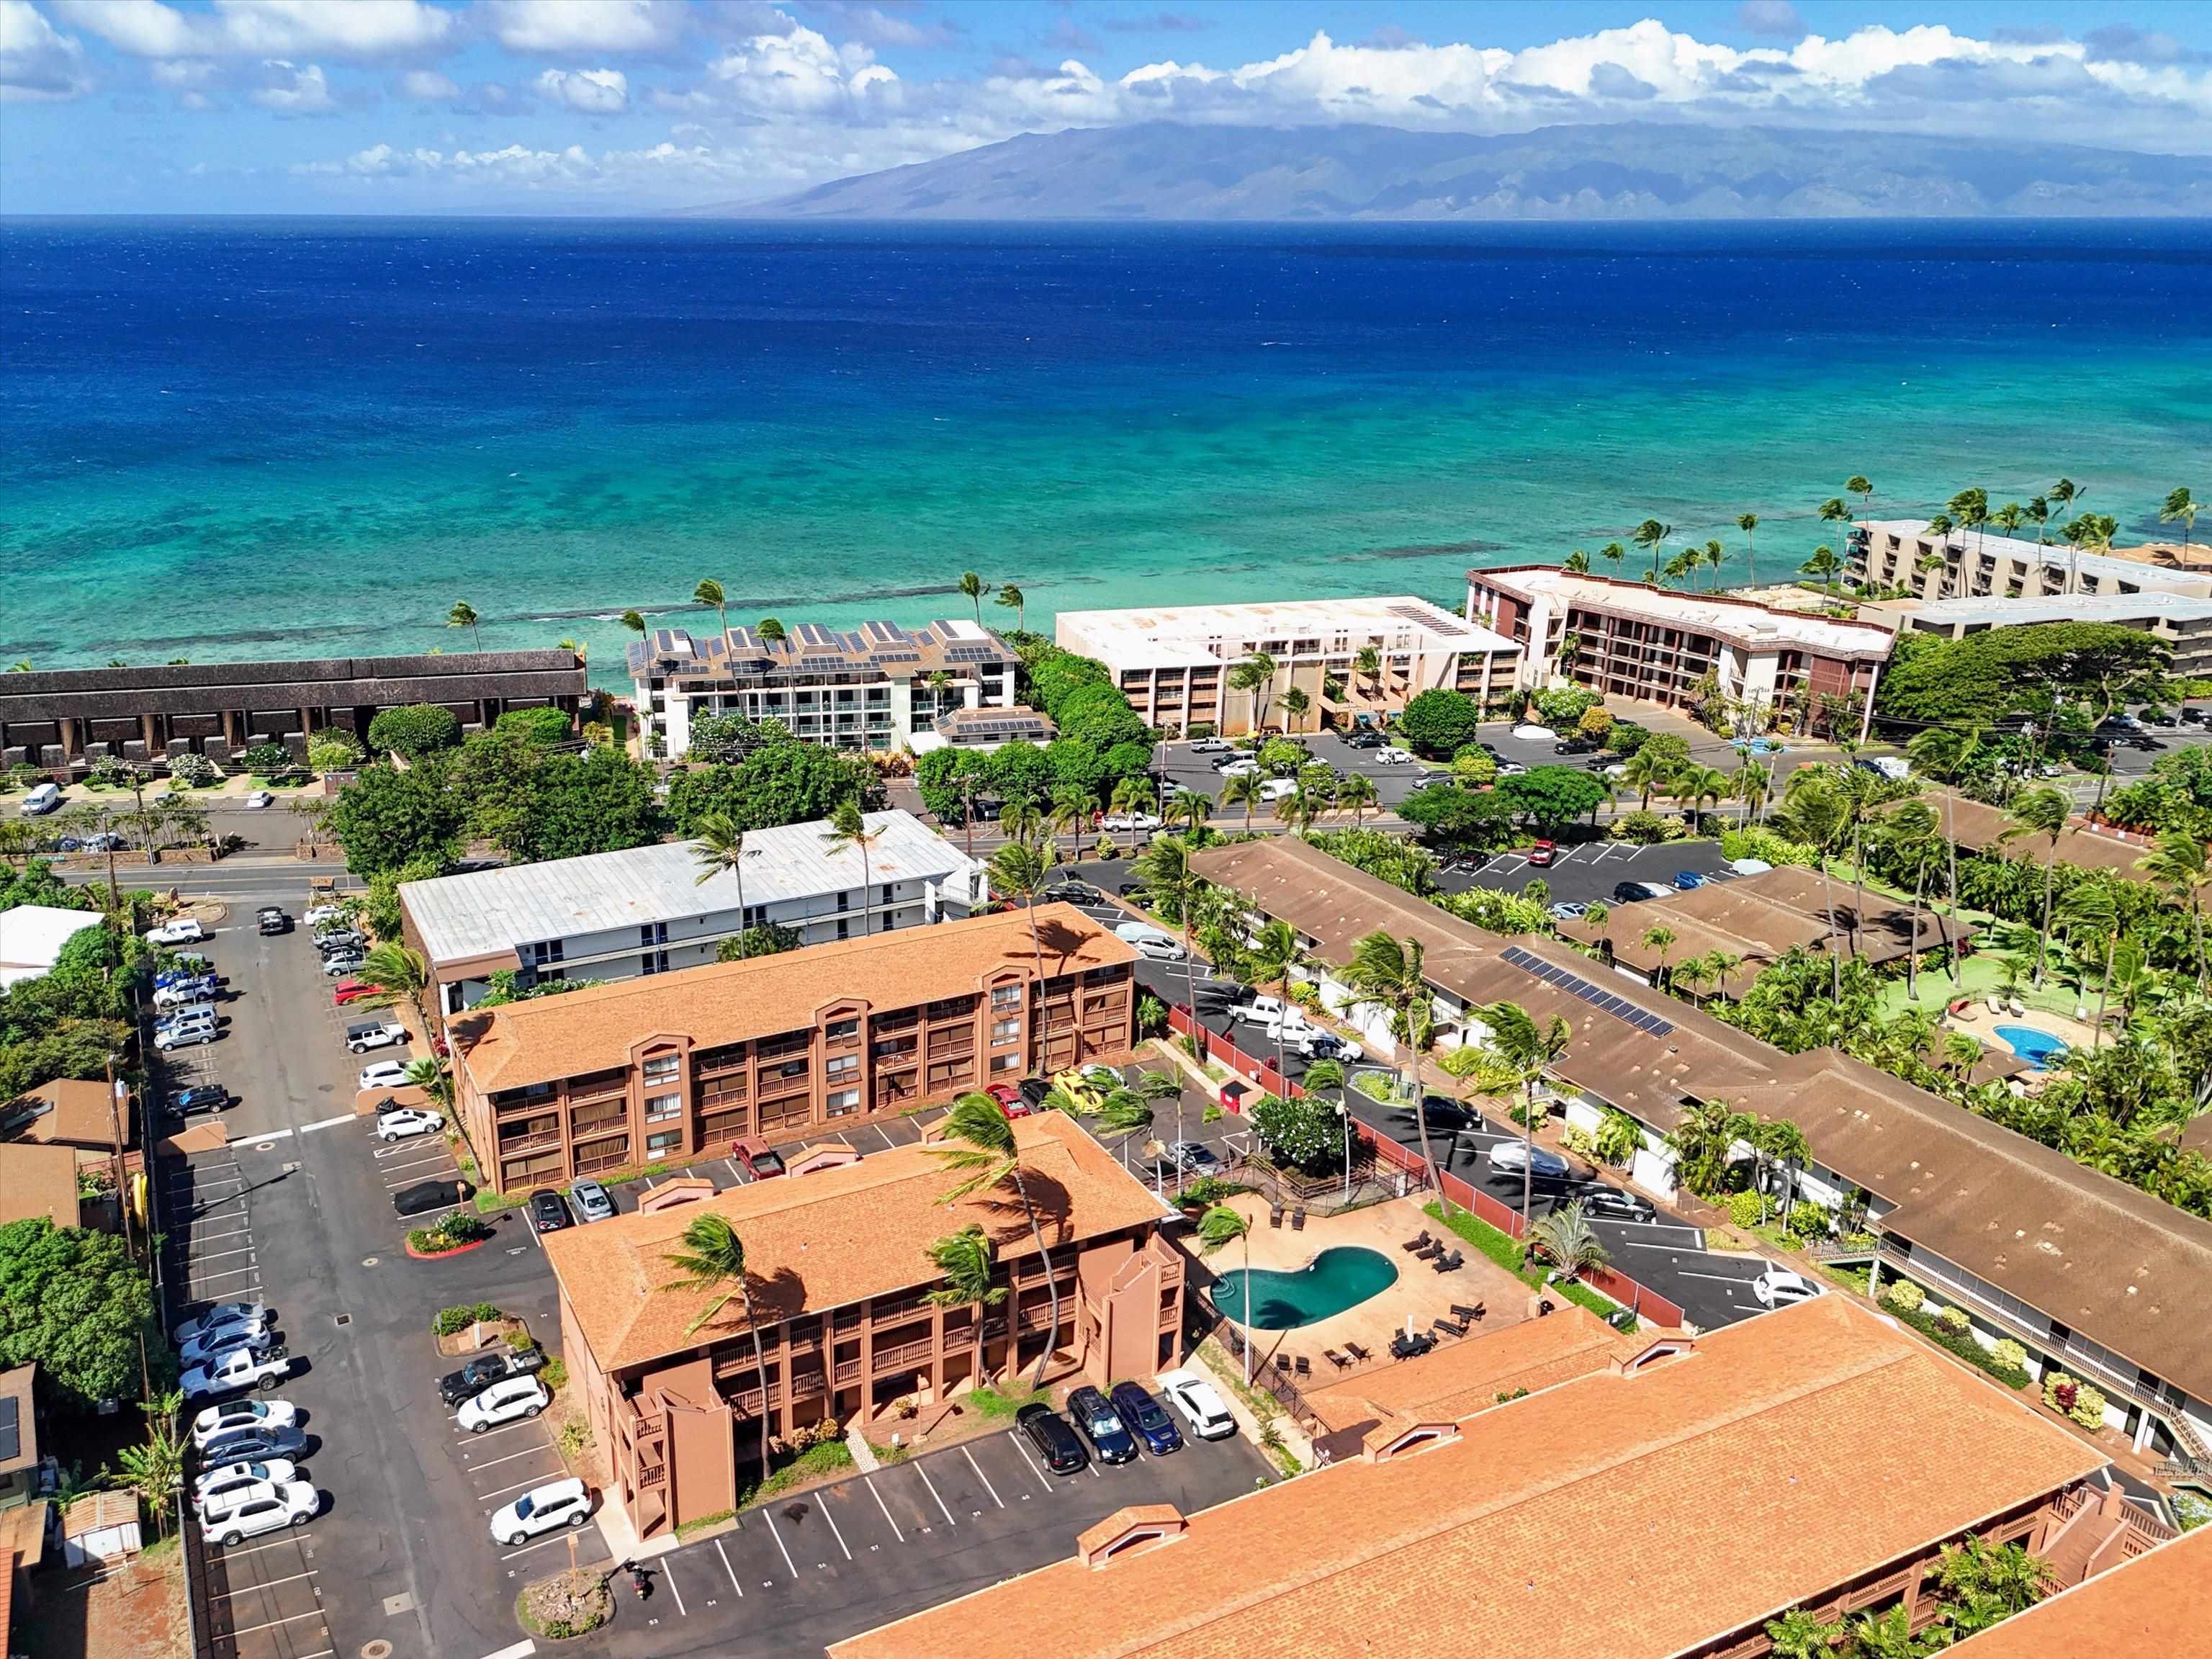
[[3, 218, 2208, 685]]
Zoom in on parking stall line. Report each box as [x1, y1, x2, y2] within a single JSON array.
[[186, 1245, 257, 1265], [477, 1472, 566, 1504], [912, 1461, 958, 1526], [864, 1475, 907, 1542], [1006, 1437, 1053, 1493], [209, 1532, 317, 1563], [498, 1530, 592, 1564], [760, 1506, 801, 1580], [723, 1159, 746, 1184], [467, 1442, 561, 1475], [222, 1608, 331, 1640], [714, 1536, 744, 1597], [873, 1124, 898, 1151], [816, 1496, 853, 1560], [457, 1418, 549, 1443], [961, 1445, 1004, 1509], [662, 1559, 687, 1617], [297, 1112, 357, 1133], [189, 1264, 264, 1285], [207, 1568, 318, 1601]]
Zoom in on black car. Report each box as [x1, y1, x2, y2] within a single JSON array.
[[1553, 737, 1597, 755], [165, 1084, 230, 1119], [1016, 1076, 1052, 1110], [1109, 1382, 1183, 1457], [255, 907, 289, 935], [529, 1190, 573, 1234], [1612, 881, 1665, 904], [392, 1177, 472, 1217], [1117, 881, 1145, 898], [1408, 1094, 1475, 1133], [1303, 1033, 1360, 1063], [1343, 730, 1384, 750], [1040, 881, 1102, 907], [1066, 1385, 1138, 1464], [1571, 1183, 1658, 1223], [438, 1346, 547, 1408], [1015, 1402, 1089, 1475]]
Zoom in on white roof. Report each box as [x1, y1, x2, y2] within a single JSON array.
[[1905, 591, 2212, 629], [400, 810, 977, 965], [0, 904, 104, 988], [1858, 521, 2212, 598], [1477, 567, 1892, 657], [1056, 594, 1519, 669]]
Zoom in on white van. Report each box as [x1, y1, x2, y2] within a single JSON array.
[[18, 783, 60, 817]]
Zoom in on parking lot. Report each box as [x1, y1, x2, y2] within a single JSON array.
[[1439, 836, 1735, 907]]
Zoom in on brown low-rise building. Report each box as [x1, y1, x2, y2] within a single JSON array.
[[1920, 789, 2167, 881], [0, 1145, 87, 1231], [544, 1111, 1182, 1541], [0, 650, 585, 773], [1944, 1523, 2211, 1656], [451, 904, 1138, 1195], [831, 1295, 2129, 1659]]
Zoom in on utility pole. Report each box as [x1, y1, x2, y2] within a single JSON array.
[[107, 1056, 134, 1254]]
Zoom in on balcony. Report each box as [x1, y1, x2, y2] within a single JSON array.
[[497, 1128, 563, 1156], [871, 1334, 937, 1375]]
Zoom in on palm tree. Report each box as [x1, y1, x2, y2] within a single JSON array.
[[1582, 901, 1611, 959], [357, 941, 436, 1047], [958, 571, 985, 623], [1195, 1203, 1255, 1384], [1991, 500, 2025, 541], [1844, 474, 1873, 518], [2049, 477, 2083, 591], [619, 608, 647, 637], [693, 577, 729, 638], [691, 812, 752, 956], [1877, 800, 1943, 1002], [1335, 772, 1377, 828], [1933, 1536, 2054, 1635], [1676, 763, 1730, 834], [1599, 540, 1626, 578], [822, 799, 884, 935], [1733, 511, 1758, 585], [1245, 918, 1308, 1082], [2162, 485, 2199, 549], [1228, 651, 1277, 735], [1300, 1056, 1352, 1197], [996, 584, 1025, 632], [1352, 644, 1382, 709], [1218, 770, 1262, 834], [1437, 1043, 1518, 1166], [1527, 1202, 1609, 1281], [1948, 485, 1990, 564], [1673, 952, 1714, 1007], [1660, 549, 1695, 589], [1620, 746, 1675, 811], [988, 836, 1052, 976], [757, 616, 786, 646], [1632, 518, 1671, 582], [1340, 930, 1438, 1184], [1667, 1097, 1752, 1197], [1107, 775, 1157, 853], [1774, 773, 1848, 1001], [1133, 833, 1207, 1049], [1480, 1000, 1572, 1229], [403, 1053, 454, 1110], [1907, 723, 1982, 984], [2000, 785, 2070, 987], [447, 599, 483, 652], [932, 1093, 1064, 1384], [2136, 828, 2211, 992], [114, 1390, 188, 1537], [924, 1225, 1005, 1382], [1750, 1117, 1812, 1226], [1701, 538, 1726, 590], [1169, 788, 1213, 840], [1799, 544, 1843, 597], [1707, 950, 1745, 1004], [660, 1214, 773, 1467], [1280, 686, 1311, 733], [1640, 925, 1677, 991], [2026, 494, 2050, 544], [1732, 760, 1771, 825], [1563, 548, 1591, 574]]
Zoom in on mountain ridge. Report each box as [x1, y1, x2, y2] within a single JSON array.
[[696, 120, 2212, 221]]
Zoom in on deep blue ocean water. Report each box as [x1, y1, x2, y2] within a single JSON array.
[[3, 218, 2207, 681]]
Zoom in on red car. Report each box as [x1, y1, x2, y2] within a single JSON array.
[[732, 1136, 786, 1180], [984, 1082, 1032, 1118], [1528, 840, 1556, 867], [332, 978, 375, 1006]]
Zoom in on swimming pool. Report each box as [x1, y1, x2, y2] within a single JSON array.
[[1211, 1246, 1399, 1331], [1993, 1024, 2070, 1070]]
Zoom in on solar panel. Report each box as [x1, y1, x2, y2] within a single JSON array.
[[0, 1395, 17, 1465], [799, 655, 851, 672], [944, 644, 1002, 662], [1500, 945, 1673, 1037]]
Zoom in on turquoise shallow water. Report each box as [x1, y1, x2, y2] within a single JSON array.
[[3, 220, 2207, 685], [1213, 1246, 1401, 1331]]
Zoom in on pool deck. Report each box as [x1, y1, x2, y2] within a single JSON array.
[[1944, 997, 2103, 1080], [1202, 1195, 1532, 1372]]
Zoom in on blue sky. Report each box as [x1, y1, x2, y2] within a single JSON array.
[[4, 1, 2210, 212]]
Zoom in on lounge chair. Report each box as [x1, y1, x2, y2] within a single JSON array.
[[1294, 1355, 1312, 1378], [1413, 1240, 1442, 1260], [1399, 1231, 1431, 1253], [1439, 1249, 1465, 1272], [1436, 1316, 1470, 1338], [1275, 1354, 1292, 1377], [1290, 1208, 1307, 1232], [1344, 1342, 1373, 1363], [1449, 1303, 1482, 1321], [1324, 1348, 1350, 1370], [1269, 1203, 1285, 1229]]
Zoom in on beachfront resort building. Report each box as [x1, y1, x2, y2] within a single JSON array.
[[625, 619, 1022, 757], [0, 651, 586, 775], [1464, 566, 1893, 737], [1848, 519, 2212, 606], [449, 903, 1138, 1195], [1189, 835, 2212, 1472], [1859, 591, 2212, 678], [544, 1110, 1183, 1540], [833, 1295, 2175, 1659], [1053, 596, 1521, 737], [400, 809, 986, 1015]]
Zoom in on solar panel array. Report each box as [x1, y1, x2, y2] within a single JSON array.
[[799, 655, 851, 672], [1500, 945, 1675, 1037], [944, 643, 1003, 662], [871, 649, 922, 663], [0, 1394, 17, 1465], [946, 714, 1048, 735]]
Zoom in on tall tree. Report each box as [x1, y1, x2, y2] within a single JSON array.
[[996, 584, 1025, 632], [1340, 931, 1439, 1187], [756, 616, 786, 646], [2162, 485, 2198, 549], [1107, 775, 1157, 853], [930, 1094, 1063, 1383], [357, 941, 436, 1046], [1773, 772, 1849, 1001], [1280, 685, 1311, 732], [619, 608, 647, 637], [1195, 1203, 1254, 1384], [1799, 544, 1843, 597], [1735, 511, 1758, 585], [660, 1215, 773, 1470], [1335, 771, 1377, 828], [1218, 770, 1262, 834], [1228, 651, 1278, 734], [986, 835, 1052, 976], [2000, 785, 2072, 988], [691, 812, 752, 956], [1632, 518, 1671, 583], [1599, 539, 1626, 578], [1845, 475, 1874, 521], [2136, 828, 2211, 993], [1563, 548, 1590, 574], [2049, 477, 2084, 592], [1245, 918, 1308, 1083], [1479, 999, 1573, 1229], [822, 798, 886, 935], [114, 1390, 188, 1537], [693, 577, 729, 638], [958, 571, 985, 622], [446, 599, 483, 652], [1641, 924, 1677, 991], [1527, 1201, 1609, 1280]]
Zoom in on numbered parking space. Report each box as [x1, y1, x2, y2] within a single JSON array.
[[642, 1421, 1272, 1655], [197, 1523, 334, 1659]]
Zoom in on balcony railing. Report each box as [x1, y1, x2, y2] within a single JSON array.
[[497, 1128, 562, 1155]]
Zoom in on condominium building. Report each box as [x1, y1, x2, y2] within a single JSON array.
[[450, 904, 1138, 1194], [1848, 520, 2212, 605], [1054, 596, 1521, 737], [400, 809, 986, 1015], [1465, 565, 1892, 737], [834, 1295, 2141, 1659], [1190, 835, 2212, 1471], [626, 619, 1018, 757], [1862, 591, 2212, 677], [545, 1112, 1184, 1540]]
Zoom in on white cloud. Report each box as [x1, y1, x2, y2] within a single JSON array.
[[400, 66, 458, 99], [150, 57, 216, 86], [708, 18, 898, 115], [1, 0, 89, 101], [251, 58, 335, 113], [50, 0, 452, 59], [536, 65, 628, 112], [482, 0, 684, 54]]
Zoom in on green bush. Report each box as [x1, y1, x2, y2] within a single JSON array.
[[539, 1357, 568, 1391], [431, 1299, 503, 1335], [1991, 1339, 2028, 1373], [1718, 825, 1820, 868], [1609, 809, 1681, 845], [1786, 1202, 1833, 1240], [1881, 1280, 1925, 1314], [367, 703, 462, 757], [1725, 1190, 1768, 1230], [1894, 1302, 2030, 1389], [1937, 1303, 1972, 1335], [240, 742, 293, 774], [168, 752, 221, 787]]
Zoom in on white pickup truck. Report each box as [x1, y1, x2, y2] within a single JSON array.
[[181, 1343, 294, 1401], [344, 1019, 409, 1054]]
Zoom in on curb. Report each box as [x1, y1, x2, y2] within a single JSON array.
[[405, 1237, 486, 1261]]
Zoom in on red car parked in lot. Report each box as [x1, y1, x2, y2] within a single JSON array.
[[1528, 839, 1556, 867], [984, 1082, 1033, 1118], [332, 978, 375, 1006], [732, 1136, 786, 1180]]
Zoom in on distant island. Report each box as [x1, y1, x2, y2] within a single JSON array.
[[709, 120, 2212, 222]]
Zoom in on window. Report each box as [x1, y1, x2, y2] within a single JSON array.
[[646, 1129, 683, 1155], [990, 1052, 1020, 1074], [991, 984, 1022, 1012], [881, 884, 894, 904], [825, 1087, 860, 1115], [825, 1053, 858, 1082], [642, 1053, 680, 1084], [528, 940, 565, 966], [825, 1018, 859, 1044], [644, 1093, 681, 1122], [992, 1018, 1020, 1044], [638, 922, 668, 945]]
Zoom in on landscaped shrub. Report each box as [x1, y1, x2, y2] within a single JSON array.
[[1991, 1339, 2028, 1374], [1881, 1280, 1925, 1313], [89, 755, 138, 789], [2069, 1383, 2108, 1429], [1560, 1125, 1600, 1161], [1726, 1190, 1768, 1231], [1892, 1301, 2031, 1388], [1786, 1202, 1833, 1240], [306, 732, 364, 773], [240, 742, 293, 775], [431, 1298, 503, 1336], [168, 752, 221, 787], [1609, 809, 1681, 845], [1938, 1304, 1972, 1336], [2044, 1372, 2080, 1413], [367, 702, 462, 757]]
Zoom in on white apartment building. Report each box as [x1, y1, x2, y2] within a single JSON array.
[[400, 809, 986, 1013], [1864, 591, 2212, 677], [626, 619, 1018, 757], [1465, 565, 1893, 738], [1849, 520, 2212, 606], [1053, 595, 1521, 737]]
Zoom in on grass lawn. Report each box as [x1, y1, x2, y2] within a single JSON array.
[[1872, 949, 2091, 1022], [1422, 1201, 1629, 1324]]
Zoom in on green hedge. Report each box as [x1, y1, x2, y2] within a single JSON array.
[[433, 1300, 502, 1336], [1889, 1299, 2031, 1389]]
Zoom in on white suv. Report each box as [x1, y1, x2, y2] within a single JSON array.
[[459, 1375, 549, 1434], [489, 1477, 592, 1546], [201, 1479, 318, 1547]]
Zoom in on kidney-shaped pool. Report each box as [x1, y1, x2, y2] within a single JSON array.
[[1212, 1246, 1400, 1331]]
